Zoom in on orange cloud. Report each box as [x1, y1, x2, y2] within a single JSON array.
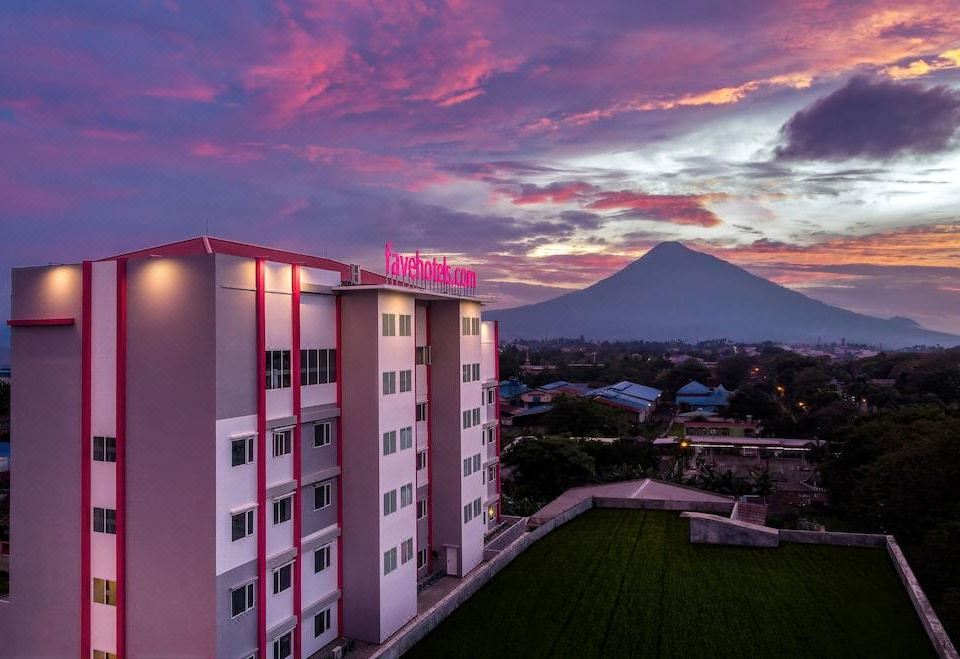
[[587, 191, 724, 227]]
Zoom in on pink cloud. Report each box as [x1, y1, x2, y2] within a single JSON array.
[[587, 191, 724, 227]]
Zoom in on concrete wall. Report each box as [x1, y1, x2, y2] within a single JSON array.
[[339, 291, 382, 642], [595, 496, 734, 515], [682, 512, 779, 547], [1, 264, 83, 658], [779, 529, 888, 548], [126, 254, 218, 657]]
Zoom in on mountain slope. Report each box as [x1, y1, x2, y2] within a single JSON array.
[[489, 242, 960, 348]]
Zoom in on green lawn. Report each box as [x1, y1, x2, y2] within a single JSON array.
[[407, 509, 934, 659]]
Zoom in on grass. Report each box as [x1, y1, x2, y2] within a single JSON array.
[[407, 509, 934, 659]]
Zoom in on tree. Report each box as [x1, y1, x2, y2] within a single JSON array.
[[0, 381, 8, 418], [658, 360, 711, 397], [546, 395, 633, 437], [501, 437, 595, 503], [715, 354, 752, 389]]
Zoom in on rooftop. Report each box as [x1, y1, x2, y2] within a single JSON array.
[[408, 508, 936, 658]]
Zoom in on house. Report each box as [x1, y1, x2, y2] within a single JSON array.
[[519, 380, 593, 405], [677, 413, 759, 438], [675, 380, 731, 413], [589, 381, 662, 422], [498, 378, 528, 402]]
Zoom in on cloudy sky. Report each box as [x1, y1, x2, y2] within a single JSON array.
[[2, 0, 960, 347]]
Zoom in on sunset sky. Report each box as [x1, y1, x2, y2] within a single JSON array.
[[2, 0, 960, 346]]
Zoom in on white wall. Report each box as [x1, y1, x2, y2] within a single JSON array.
[[300, 293, 338, 408], [459, 302, 486, 575], [214, 414, 258, 576]]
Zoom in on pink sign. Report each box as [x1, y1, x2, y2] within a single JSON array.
[[384, 242, 477, 290]]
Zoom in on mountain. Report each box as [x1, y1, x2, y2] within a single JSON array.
[[489, 242, 960, 348]]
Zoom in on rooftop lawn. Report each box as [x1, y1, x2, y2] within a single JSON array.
[[407, 509, 934, 658]]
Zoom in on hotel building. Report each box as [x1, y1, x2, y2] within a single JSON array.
[[0, 237, 501, 659]]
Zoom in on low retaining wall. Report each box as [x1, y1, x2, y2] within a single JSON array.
[[370, 497, 593, 659], [682, 512, 779, 547], [886, 536, 959, 659], [779, 529, 887, 548], [596, 497, 733, 515]]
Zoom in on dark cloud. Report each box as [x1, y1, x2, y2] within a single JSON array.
[[775, 76, 960, 160]]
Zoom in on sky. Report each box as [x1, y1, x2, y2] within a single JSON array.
[[2, 0, 960, 350]]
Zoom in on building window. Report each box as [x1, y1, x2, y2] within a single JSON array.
[[314, 422, 332, 448], [93, 436, 116, 462], [401, 538, 414, 564], [382, 313, 396, 337], [383, 489, 397, 516], [416, 346, 431, 365], [487, 389, 496, 405], [382, 371, 397, 395], [232, 509, 255, 541], [272, 630, 292, 659], [273, 495, 293, 525], [232, 436, 254, 466], [462, 410, 470, 429], [272, 562, 293, 594], [399, 314, 412, 337], [416, 402, 428, 422], [383, 547, 398, 575], [416, 450, 427, 471], [463, 457, 472, 477], [265, 349, 291, 389], [93, 651, 118, 659], [462, 317, 470, 335], [400, 483, 413, 508], [472, 408, 480, 426], [462, 364, 471, 383], [314, 607, 332, 638], [382, 430, 397, 456], [488, 464, 497, 483], [417, 548, 428, 569], [463, 503, 472, 524], [231, 581, 255, 617], [399, 369, 412, 393], [474, 498, 481, 518], [300, 349, 337, 386], [472, 318, 480, 335], [417, 499, 427, 519], [93, 578, 117, 606], [399, 426, 413, 450], [472, 363, 481, 381], [314, 544, 331, 573], [473, 454, 481, 472], [313, 482, 332, 510], [272, 429, 292, 457], [93, 507, 116, 535]]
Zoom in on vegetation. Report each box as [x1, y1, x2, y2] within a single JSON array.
[[408, 509, 934, 658]]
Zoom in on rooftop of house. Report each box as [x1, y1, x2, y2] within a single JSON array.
[[409, 508, 936, 658]]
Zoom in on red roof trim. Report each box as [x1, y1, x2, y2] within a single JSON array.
[[7, 317, 75, 327]]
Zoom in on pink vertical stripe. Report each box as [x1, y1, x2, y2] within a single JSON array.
[[291, 265, 303, 658], [115, 258, 128, 658], [80, 261, 92, 659], [256, 259, 267, 659]]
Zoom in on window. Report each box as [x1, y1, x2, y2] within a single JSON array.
[[484, 427, 495, 445], [382, 371, 396, 395], [417, 499, 427, 519], [313, 422, 331, 448], [416, 450, 427, 471], [232, 436, 254, 466], [472, 318, 481, 335], [462, 317, 480, 335], [265, 349, 291, 389], [273, 495, 293, 525], [462, 410, 470, 430], [399, 369, 412, 393], [93, 578, 117, 606], [383, 489, 397, 516], [416, 402, 428, 422], [300, 349, 337, 386], [474, 498, 481, 517], [473, 454, 481, 472], [313, 482, 332, 510], [472, 363, 481, 381], [314, 607, 332, 638], [382, 430, 397, 456], [93, 507, 116, 534], [463, 408, 481, 429], [472, 408, 480, 426], [314, 544, 331, 573], [232, 509, 255, 541], [463, 457, 472, 477], [401, 538, 414, 564], [94, 651, 118, 659], [231, 581, 255, 617], [462, 317, 470, 335], [272, 429, 292, 457], [463, 503, 472, 524], [383, 547, 398, 575], [462, 364, 471, 383], [399, 314, 412, 337], [399, 426, 413, 450], [272, 630, 292, 659], [93, 436, 116, 462], [272, 562, 292, 594], [486, 389, 496, 405], [382, 313, 396, 336], [416, 346, 431, 365], [417, 548, 428, 569], [488, 464, 498, 483], [400, 483, 413, 508]]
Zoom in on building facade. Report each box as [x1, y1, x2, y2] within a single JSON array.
[[0, 238, 501, 659]]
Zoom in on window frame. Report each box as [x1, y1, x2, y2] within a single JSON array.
[[313, 421, 332, 448], [272, 495, 293, 526], [272, 429, 292, 458], [272, 562, 293, 595], [313, 482, 332, 511], [230, 581, 256, 618], [231, 509, 255, 542], [314, 544, 332, 573], [93, 506, 117, 535], [314, 606, 332, 638], [93, 436, 117, 463]]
